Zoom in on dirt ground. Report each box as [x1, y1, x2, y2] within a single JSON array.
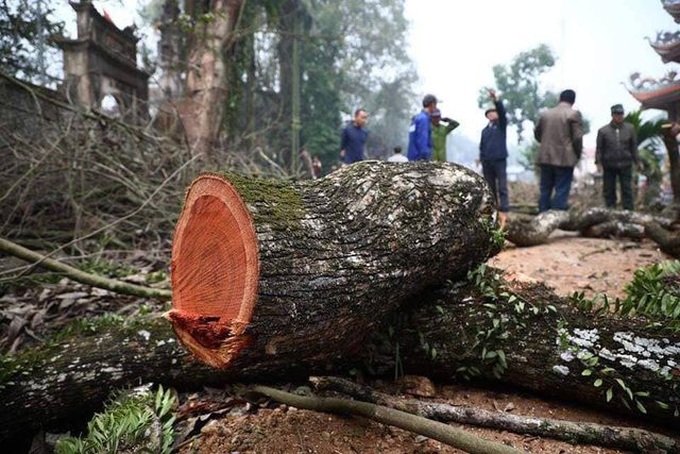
[[175, 233, 678, 454]]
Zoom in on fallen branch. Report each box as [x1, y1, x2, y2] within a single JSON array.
[[251, 385, 523, 454], [0, 237, 171, 300], [645, 222, 680, 258], [505, 208, 674, 251], [310, 376, 680, 453]]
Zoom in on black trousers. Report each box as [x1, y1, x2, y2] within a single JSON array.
[[602, 165, 634, 210]]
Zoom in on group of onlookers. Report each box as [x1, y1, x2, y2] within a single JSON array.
[[337, 89, 639, 225]]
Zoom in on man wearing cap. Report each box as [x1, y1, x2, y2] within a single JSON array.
[[340, 108, 369, 164], [431, 109, 460, 162], [595, 104, 639, 210], [408, 94, 438, 161], [534, 89, 584, 212], [479, 89, 509, 228]]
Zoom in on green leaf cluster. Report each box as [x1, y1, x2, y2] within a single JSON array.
[[55, 384, 177, 454]]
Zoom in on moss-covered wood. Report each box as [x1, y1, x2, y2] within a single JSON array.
[[379, 278, 680, 426], [169, 161, 502, 369]]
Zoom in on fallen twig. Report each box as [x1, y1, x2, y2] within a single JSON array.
[[0, 237, 171, 301], [251, 384, 523, 454], [310, 376, 680, 453]]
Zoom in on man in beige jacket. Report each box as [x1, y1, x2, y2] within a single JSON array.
[[534, 89, 584, 212]]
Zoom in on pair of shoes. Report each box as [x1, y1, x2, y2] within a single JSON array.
[[498, 212, 508, 230]]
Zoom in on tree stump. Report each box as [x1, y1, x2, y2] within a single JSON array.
[[167, 161, 502, 369]]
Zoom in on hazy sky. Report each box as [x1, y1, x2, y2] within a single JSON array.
[[404, 0, 679, 149]]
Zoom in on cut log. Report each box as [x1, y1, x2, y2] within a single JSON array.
[[166, 161, 501, 369]]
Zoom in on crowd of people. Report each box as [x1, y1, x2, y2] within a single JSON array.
[[322, 90, 640, 226]]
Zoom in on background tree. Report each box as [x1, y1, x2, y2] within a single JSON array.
[[0, 0, 65, 83], [625, 110, 666, 210], [140, 0, 416, 171], [480, 44, 591, 171], [477, 44, 559, 145]]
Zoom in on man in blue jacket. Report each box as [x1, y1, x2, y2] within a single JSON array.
[[408, 94, 438, 161], [479, 89, 509, 228]]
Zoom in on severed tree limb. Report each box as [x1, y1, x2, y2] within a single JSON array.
[[505, 208, 674, 250], [251, 385, 523, 454], [645, 221, 680, 258], [310, 376, 680, 453], [505, 210, 570, 246], [0, 237, 172, 300]]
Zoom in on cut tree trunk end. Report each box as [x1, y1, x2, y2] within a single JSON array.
[[167, 161, 502, 370], [169, 173, 260, 369]]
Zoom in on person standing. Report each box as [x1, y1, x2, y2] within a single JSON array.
[[431, 109, 459, 162], [479, 89, 509, 228], [311, 155, 323, 178], [387, 146, 408, 162], [595, 104, 639, 210], [407, 94, 438, 161], [534, 89, 584, 212], [340, 108, 369, 164]]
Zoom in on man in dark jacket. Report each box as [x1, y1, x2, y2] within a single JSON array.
[[595, 104, 639, 210], [340, 108, 369, 164], [479, 89, 509, 228]]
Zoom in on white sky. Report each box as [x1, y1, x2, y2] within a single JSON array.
[[404, 0, 679, 149]]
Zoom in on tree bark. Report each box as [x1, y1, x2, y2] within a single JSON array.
[[2, 277, 678, 444], [178, 0, 244, 159], [167, 161, 501, 369], [645, 221, 680, 258], [379, 279, 680, 426]]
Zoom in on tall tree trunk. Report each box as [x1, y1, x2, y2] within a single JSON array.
[[178, 0, 244, 160], [275, 0, 299, 168], [167, 161, 501, 370], [663, 123, 680, 220]]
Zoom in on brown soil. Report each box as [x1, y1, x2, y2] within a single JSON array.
[[175, 235, 678, 454]]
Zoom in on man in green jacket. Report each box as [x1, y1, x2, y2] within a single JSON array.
[[595, 104, 640, 210], [430, 109, 459, 162]]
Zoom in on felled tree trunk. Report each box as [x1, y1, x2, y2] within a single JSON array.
[[376, 279, 680, 425], [166, 161, 501, 370], [2, 279, 678, 444], [505, 208, 674, 250]]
